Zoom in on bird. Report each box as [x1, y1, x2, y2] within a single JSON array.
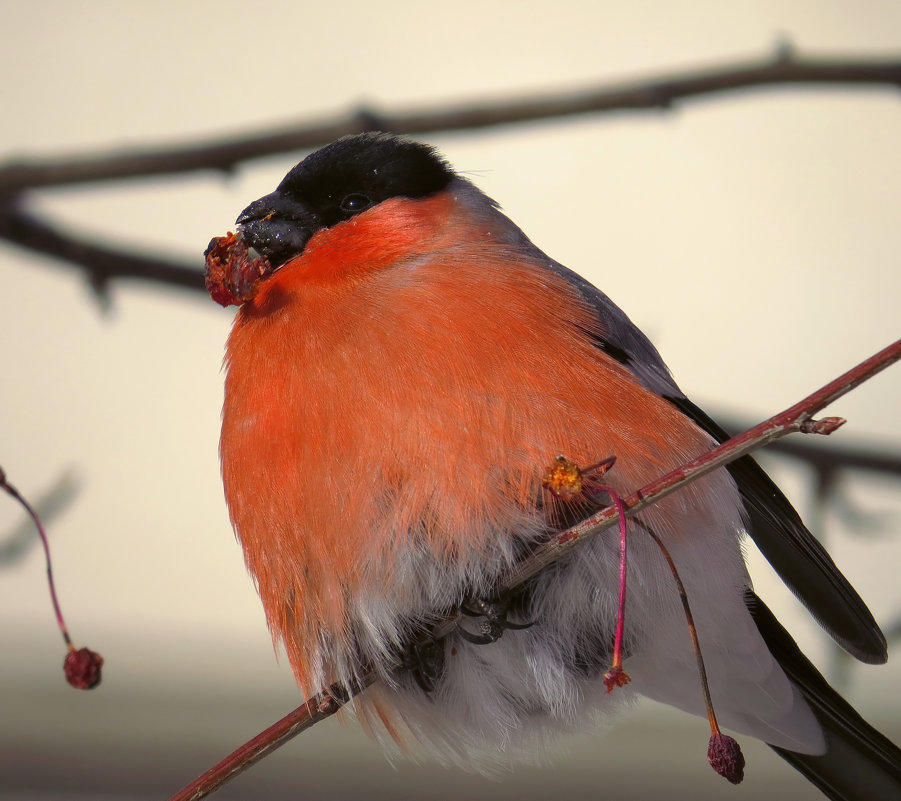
[[206, 132, 901, 799]]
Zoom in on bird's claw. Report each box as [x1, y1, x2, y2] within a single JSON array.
[[457, 595, 535, 644]]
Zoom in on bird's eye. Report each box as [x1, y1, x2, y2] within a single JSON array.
[[339, 193, 372, 213]]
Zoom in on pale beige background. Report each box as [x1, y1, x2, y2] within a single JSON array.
[[1, 2, 899, 799]]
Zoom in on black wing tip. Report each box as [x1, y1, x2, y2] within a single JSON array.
[[835, 629, 888, 666], [664, 393, 889, 665]]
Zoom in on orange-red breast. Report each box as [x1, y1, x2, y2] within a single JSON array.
[[207, 133, 899, 798]]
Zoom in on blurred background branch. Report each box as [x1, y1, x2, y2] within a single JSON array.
[[0, 469, 80, 566], [1, 45, 900, 193], [0, 45, 899, 302]]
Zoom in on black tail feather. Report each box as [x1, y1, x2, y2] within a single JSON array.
[[746, 591, 901, 801]]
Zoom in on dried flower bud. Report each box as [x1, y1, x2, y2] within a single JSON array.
[[542, 455, 584, 500], [602, 665, 631, 693]]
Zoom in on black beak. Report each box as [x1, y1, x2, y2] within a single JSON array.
[[236, 191, 321, 268]]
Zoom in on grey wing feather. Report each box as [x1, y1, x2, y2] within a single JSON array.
[[543, 255, 887, 664]]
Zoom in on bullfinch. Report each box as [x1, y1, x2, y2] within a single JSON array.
[[206, 132, 900, 799]]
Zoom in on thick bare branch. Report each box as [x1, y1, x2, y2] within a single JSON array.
[[0, 199, 203, 296], [1, 47, 899, 192], [0, 46, 899, 298]]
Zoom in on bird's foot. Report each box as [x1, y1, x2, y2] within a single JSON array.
[[457, 594, 535, 645]]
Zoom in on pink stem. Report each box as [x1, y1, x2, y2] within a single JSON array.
[[0, 469, 73, 649], [589, 481, 631, 694], [597, 484, 628, 670]]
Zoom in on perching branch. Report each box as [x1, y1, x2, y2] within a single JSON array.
[[498, 338, 900, 594], [168, 338, 901, 801], [170, 674, 377, 801], [0, 45, 899, 298]]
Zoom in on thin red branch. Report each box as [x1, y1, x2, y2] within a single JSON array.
[[170, 672, 376, 801], [711, 417, 901, 477], [1, 47, 899, 192], [500, 338, 900, 591], [168, 337, 901, 801]]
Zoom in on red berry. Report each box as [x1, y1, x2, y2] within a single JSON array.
[[64, 647, 104, 690]]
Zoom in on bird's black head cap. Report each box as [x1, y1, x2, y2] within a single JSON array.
[[237, 133, 454, 267]]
